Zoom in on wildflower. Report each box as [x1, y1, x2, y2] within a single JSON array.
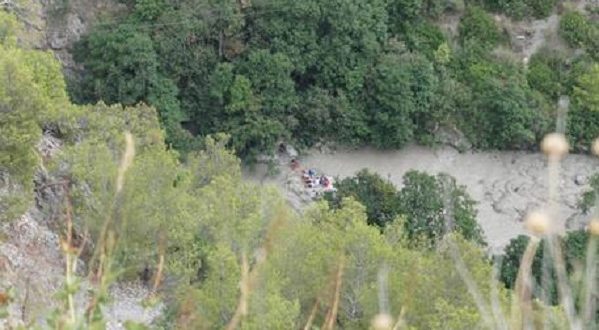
[[589, 219, 599, 236], [525, 211, 551, 235], [371, 313, 393, 330], [541, 133, 569, 159], [592, 137, 599, 157]]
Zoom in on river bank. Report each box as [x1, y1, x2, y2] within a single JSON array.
[[244, 145, 599, 253]]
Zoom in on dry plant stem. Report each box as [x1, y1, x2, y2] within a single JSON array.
[[377, 264, 390, 315], [392, 308, 406, 330], [540, 242, 552, 330], [512, 238, 539, 330], [225, 252, 250, 330], [152, 254, 165, 293], [547, 157, 580, 330], [152, 232, 167, 293], [88, 133, 135, 273], [441, 179, 495, 328], [85, 133, 135, 323], [303, 299, 320, 330], [225, 211, 286, 330], [446, 238, 495, 329], [548, 235, 580, 329], [490, 262, 508, 330], [323, 257, 345, 330], [63, 187, 76, 326], [582, 237, 597, 325]]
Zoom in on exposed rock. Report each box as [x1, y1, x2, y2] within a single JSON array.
[[0, 211, 64, 327], [104, 282, 164, 330], [284, 144, 299, 158], [434, 126, 472, 152], [9, 0, 125, 74], [574, 174, 586, 186], [1, 133, 164, 327], [313, 142, 336, 154]]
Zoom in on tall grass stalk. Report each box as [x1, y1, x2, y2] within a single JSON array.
[[52, 132, 136, 329]]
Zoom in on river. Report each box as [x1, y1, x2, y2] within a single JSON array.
[[245, 145, 599, 253]]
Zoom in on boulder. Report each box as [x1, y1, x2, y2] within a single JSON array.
[[574, 174, 586, 186], [434, 126, 472, 152]]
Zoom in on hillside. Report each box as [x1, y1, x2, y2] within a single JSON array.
[[1, 0, 599, 329]]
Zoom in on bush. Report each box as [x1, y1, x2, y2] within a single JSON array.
[[483, 0, 555, 19], [398, 171, 485, 247], [526, 0, 556, 18], [498, 230, 595, 305], [526, 50, 568, 100], [559, 11, 592, 47], [580, 173, 599, 213], [329, 169, 485, 248], [497, 235, 557, 302], [326, 169, 401, 228], [567, 64, 599, 151], [366, 51, 438, 148], [460, 60, 552, 149], [404, 21, 447, 59], [458, 6, 501, 50]]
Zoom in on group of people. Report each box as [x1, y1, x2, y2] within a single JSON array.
[[291, 159, 335, 192]]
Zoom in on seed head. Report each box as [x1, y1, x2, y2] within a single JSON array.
[[371, 313, 393, 330], [589, 219, 599, 236], [541, 133, 569, 159], [592, 138, 599, 157], [525, 211, 551, 235]]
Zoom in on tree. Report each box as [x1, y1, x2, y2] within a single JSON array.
[[238, 50, 298, 116], [568, 62, 599, 151], [526, 50, 569, 101], [483, 0, 555, 19], [497, 230, 597, 306], [367, 51, 438, 148], [398, 171, 485, 247], [329, 169, 485, 248], [559, 11, 593, 48], [573, 64, 599, 113], [326, 169, 401, 228], [458, 6, 501, 50], [248, 0, 388, 94], [0, 12, 70, 221], [458, 58, 551, 149], [73, 24, 188, 148]]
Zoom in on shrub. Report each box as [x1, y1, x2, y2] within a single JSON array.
[[398, 171, 485, 247], [498, 230, 595, 305], [458, 6, 501, 50], [527, 0, 556, 18], [559, 11, 592, 47], [329, 169, 485, 248], [326, 169, 401, 228], [526, 51, 568, 100]]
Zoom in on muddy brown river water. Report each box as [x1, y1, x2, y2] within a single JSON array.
[[245, 145, 599, 253]]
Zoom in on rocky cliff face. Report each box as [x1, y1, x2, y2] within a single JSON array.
[[0, 133, 163, 329], [7, 0, 125, 73]]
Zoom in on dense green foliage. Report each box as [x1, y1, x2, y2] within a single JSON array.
[[327, 169, 485, 247], [579, 172, 599, 214], [560, 11, 599, 56], [0, 12, 71, 221], [498, 230, 598, 306], [3, 11, 597, 328], [398, 170, 485, 247], [326, 169, 401, 228], [482, 0, 556, 19], [0, 31, 512, 323], [68, 1, 599, 160]]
